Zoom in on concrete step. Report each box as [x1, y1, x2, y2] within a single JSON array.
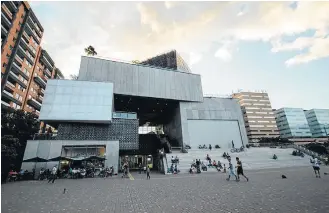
[[166, 147, 312, 173]]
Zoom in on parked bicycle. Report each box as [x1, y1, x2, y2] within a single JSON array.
[[230, 146, 244, 153]]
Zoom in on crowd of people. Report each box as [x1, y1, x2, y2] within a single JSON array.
[[168, 156, 180, 174], [188, 152, 249, 182]]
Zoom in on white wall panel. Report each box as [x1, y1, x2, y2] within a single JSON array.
[[78, 56, 203, 102], [187, 120, 243, 149], [39, 79, 114, 123], [180, 98, 249, 147]]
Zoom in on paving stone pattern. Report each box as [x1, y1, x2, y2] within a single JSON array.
[[2, 167, 329, 213], [57, 118, 139, 150]]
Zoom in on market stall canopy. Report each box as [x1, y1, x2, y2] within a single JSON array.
[[23, 157, 48, 162], [48, 156, 72, 162], [84, 156, 107, 161]]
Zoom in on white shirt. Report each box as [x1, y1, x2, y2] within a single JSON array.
[[313, 158, 320, 167], [52, 167, 57, 175]]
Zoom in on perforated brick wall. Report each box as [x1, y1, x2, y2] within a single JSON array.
[[56, 118, 139, 150]]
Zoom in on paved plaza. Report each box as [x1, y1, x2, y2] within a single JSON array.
[[2, 166, 329, 213]]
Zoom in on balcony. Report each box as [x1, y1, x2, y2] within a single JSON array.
[[3, 90, 13, 98], [9, 71, 27, 88], [25, 23, 40, 44], [5, 81, 15, 91], [27, 98, 42, 110], [1, 4, 12, 20], [23, 31, 30, 41], [44, 68, 52, 77], [20, 37, 29, 48], [28, 16, 42, 38], [1, 100, 10, 107], [1, 12, 11, 27], [34, 76, 46, 88], [1, 25, 8, 37], [21, 38, 36, 57], [41, 56, 54, 70], [6, 81, 15, 88], [38, 88, 45, 95], [18, 45, 34, 64], [8, 1, 18, 11], [12, 62, 29, 80], [15, 54, 24, 64], [36, 95, 43, 104], [2, 90, 21, 106]]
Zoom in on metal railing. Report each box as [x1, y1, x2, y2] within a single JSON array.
[[1, 12, 11, 26], [6, 81, 15, 88], [33, 133, 57, 140], [292, 144, 326, 163], [15, 54, 24, 64], [3, 90, 13, 97], [2, 4, 12, 19], [1, 25, 8, 35], [1, 100, 10, 107]]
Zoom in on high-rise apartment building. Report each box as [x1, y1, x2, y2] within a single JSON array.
[[232, 92, 279, 143], [1, 1, 62, 116], [305, 109, 329, 138], [274, 108, 312, 138]]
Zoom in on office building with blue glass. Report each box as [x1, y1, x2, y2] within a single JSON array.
[[275, 108, 312, 138], [305, 109, 329, 138]]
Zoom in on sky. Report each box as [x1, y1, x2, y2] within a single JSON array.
[[30, 1, 329, 110]]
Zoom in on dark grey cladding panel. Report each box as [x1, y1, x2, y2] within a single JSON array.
[[78, 56, 203, 102], [57, 119, 138, 150]]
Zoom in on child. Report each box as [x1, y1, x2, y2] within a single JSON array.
[[223, 164, 226, 173], [226, 160, 238, 181]]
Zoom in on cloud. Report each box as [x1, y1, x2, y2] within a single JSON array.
[[214, 41, 237, 62], [189, 52, 203, 67], [164, 1, 179, 9], [30, 1, 329, 78]]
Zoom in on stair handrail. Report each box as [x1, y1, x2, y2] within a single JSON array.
[[293, 144, 326, 163]]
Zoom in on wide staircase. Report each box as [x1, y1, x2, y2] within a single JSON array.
[[168, 147, 312, 173]]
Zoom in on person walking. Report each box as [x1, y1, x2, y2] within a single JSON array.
[[236, 157, 248, 181], [138, 163, 142, 174], [311, 157, 321, 178], [226, 159, 238, 181], [48, 166, 57, 183], [146, 165, 151, 180]]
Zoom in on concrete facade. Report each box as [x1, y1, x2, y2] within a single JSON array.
[[179, 97, 248, 148], [21, 140, 120, 174], [39, 79, 114, 123], [78, 56, 203, 102]]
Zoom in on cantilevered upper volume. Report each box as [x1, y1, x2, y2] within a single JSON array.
[[140, 50, 192, 73], [78, 56, 203, 102]]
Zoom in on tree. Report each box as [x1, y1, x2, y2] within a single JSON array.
[[1, 135, 20, 161], [1, 109, 40, 181], [70, 74, 78, 80], [132, 60, 140, 64], [84, 45, 97, 56]]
